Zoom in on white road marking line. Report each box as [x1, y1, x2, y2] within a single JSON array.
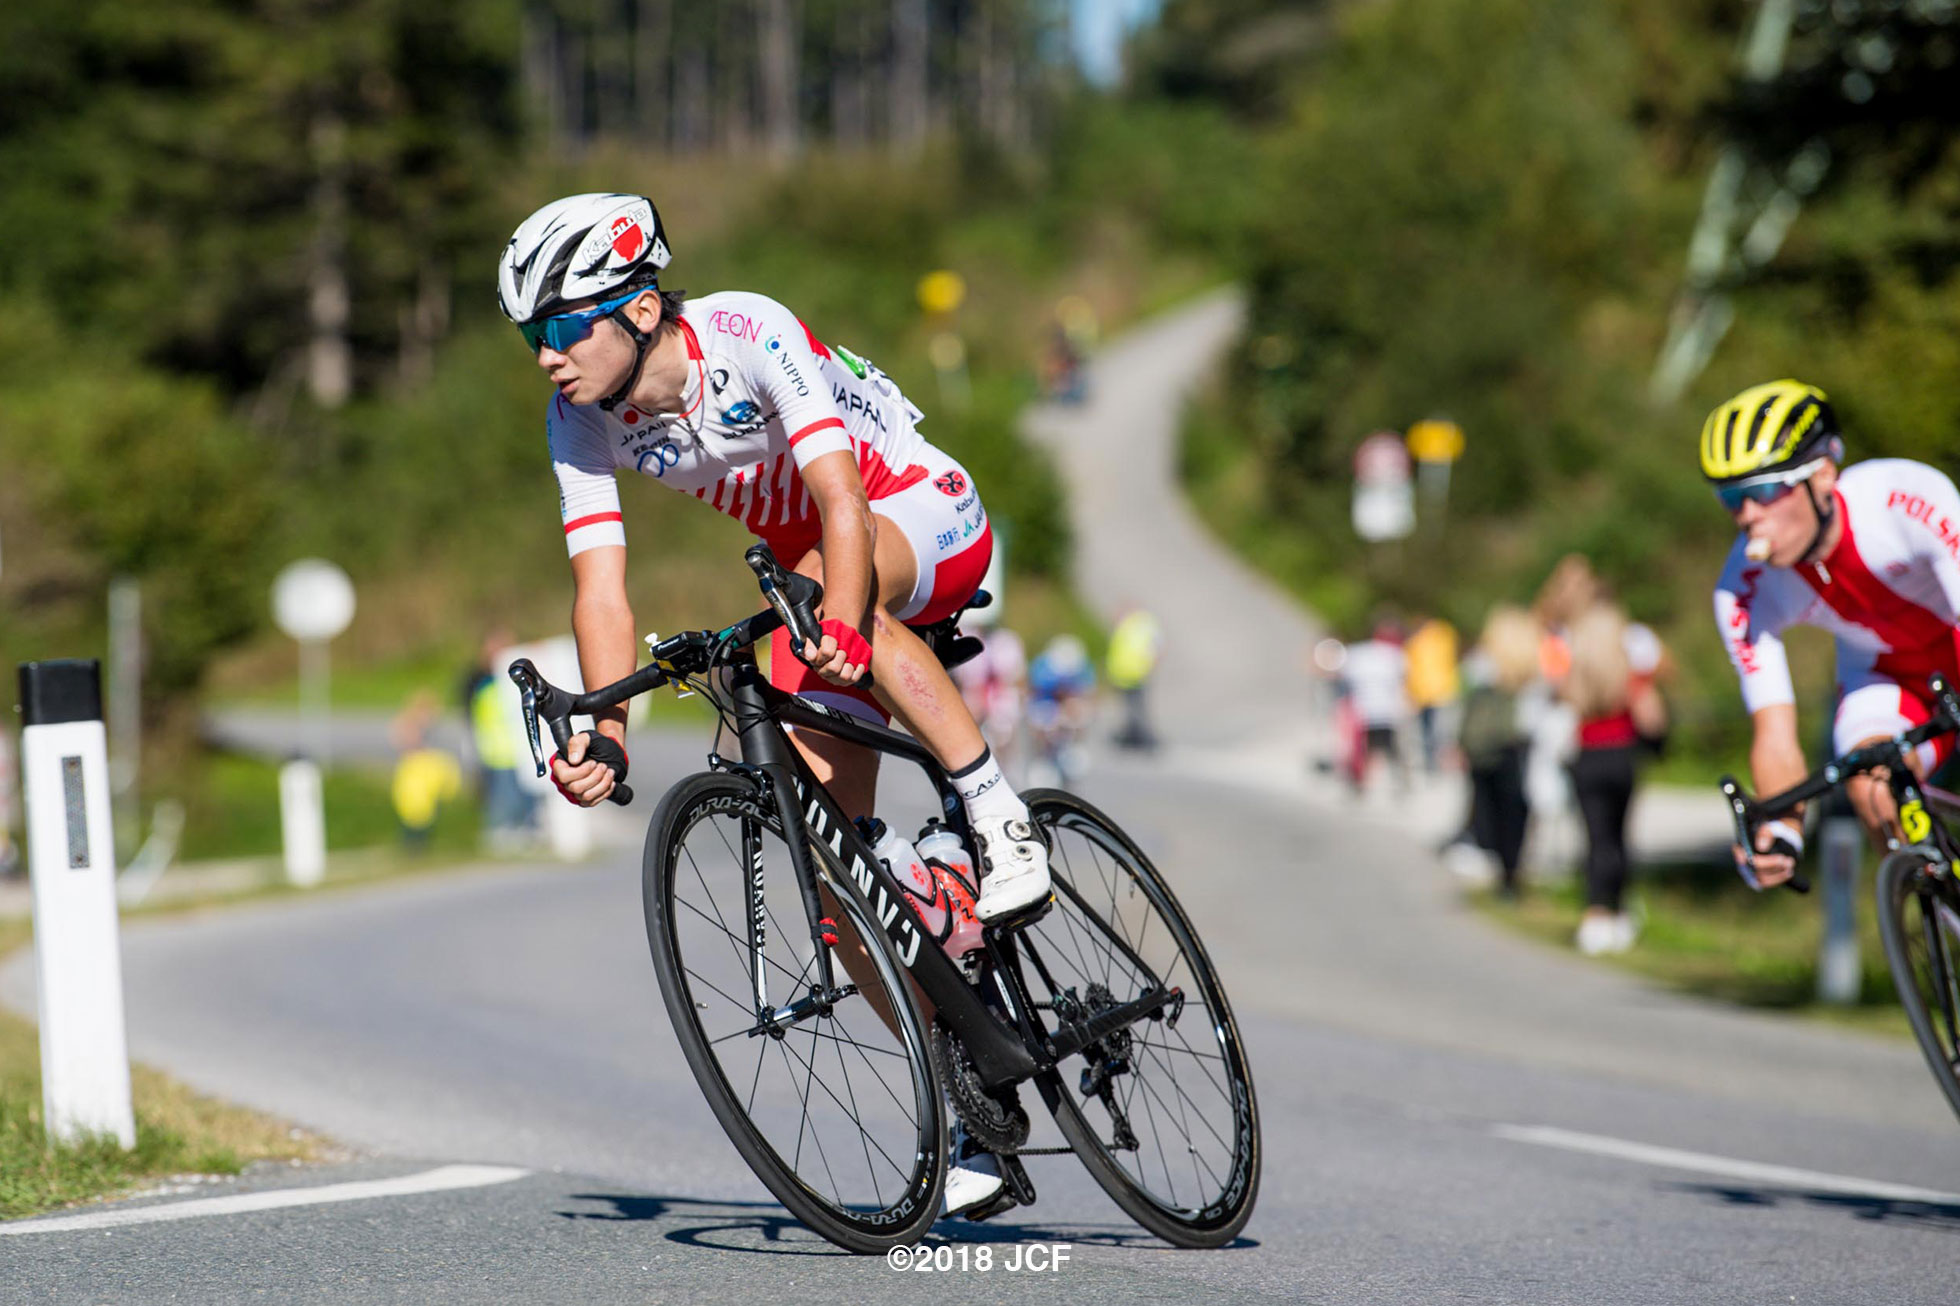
[[0, 1164, 529, 1236], [1493, 1124, 1960, 1205]]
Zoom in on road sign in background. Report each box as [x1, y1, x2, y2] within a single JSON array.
[[1353, 430, 1415, 542]]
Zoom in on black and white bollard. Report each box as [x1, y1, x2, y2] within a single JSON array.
[[18, 659, 136, 1148]]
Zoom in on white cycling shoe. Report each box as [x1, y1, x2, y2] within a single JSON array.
[[972, 816, 1052, 923], [942, 1122, 1005, 1217]]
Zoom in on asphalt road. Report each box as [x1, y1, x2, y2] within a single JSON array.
[[6, 292, 1959, 1303]]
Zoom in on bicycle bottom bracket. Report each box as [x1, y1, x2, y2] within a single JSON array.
[[931, 1021, 1031, 1155]]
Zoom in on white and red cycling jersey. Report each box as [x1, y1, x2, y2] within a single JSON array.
[[1713, 458, 1960, 766], [547, 290, 993, 720]]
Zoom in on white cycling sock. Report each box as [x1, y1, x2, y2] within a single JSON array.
[[950, 746, 1027, 827]]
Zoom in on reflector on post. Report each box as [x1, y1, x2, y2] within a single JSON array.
[[17, 659, 136, 1148]]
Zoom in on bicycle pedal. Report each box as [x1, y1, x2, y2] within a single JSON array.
[[987, 892, 1055, 934], [961, 1189, 1021, 1223]]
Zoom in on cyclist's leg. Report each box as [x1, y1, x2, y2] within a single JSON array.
[[777, 459, 1049, 922]]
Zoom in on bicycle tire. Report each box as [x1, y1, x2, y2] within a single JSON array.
[[1015, 787, 1260, 1247], [643, 771, 944, 1252], [1875, 850, 1960, 1124]]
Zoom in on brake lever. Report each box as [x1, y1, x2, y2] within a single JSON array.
[[509, 659, 551, 778]]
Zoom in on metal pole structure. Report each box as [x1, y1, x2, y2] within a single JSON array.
[[1817, 815, 1864, 1004], [17, 659, 136, 1148], [300, 636, 332, 768], [1648, 0, 1810, 405], [107, 576, 142, 859]]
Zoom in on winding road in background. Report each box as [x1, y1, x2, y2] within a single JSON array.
[[6, 290, 1958, 1304]]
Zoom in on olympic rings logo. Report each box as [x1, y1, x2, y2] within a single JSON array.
[[637, 443, 682, 477]]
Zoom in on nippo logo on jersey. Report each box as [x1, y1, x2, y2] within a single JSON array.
[[934, 471, 968, 497], [609, 216, 645, 262]]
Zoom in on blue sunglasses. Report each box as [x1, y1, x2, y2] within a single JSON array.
[[1713, 459, 1825, 513], [518, 291, 642, 355]]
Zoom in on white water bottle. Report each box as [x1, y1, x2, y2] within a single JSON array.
[[860, 818, 949, 937]]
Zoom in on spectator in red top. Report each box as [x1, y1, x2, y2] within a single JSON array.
[[1562, 602, 1669, 955]]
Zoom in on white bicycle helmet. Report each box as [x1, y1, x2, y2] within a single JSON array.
[[499, 192, 670, 323], [499, 193, 673, 409]]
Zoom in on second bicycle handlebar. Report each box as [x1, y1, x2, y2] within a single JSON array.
[[1719, 670, 1960, 894], [506, 544, 827, 807]]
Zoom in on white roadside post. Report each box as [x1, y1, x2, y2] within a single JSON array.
[[270, 560, 356, 888], [17, 659, 136, 1148]]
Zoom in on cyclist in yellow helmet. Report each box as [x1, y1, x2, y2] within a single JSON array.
[[1705, 380, 1960, 887]]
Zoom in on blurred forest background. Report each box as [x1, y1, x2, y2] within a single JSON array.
[[3, 0, 1958, 796]]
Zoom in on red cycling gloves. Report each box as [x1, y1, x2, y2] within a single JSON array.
[[818, 619, 873, 670]]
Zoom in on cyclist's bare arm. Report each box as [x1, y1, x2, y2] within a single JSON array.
[[1744, 702, 1807, 885], [800, 448, 877, 684], [555, 543, 635, 804]]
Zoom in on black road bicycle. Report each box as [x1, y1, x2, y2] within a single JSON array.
[[1719, 671, 1960, 1124], [508, 544, 1260, 1253]]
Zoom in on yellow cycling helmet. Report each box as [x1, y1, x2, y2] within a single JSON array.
[[1699, 379, 1842, 483]]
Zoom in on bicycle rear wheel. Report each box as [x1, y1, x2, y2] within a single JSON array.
[[1876, 851, 1960, 1124], [643, 771, 944, 1252], [1014, 788, 1259, 1247]]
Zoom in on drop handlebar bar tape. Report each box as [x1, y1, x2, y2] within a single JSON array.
[[818, 619, 873, 669], [550, 734, 629, 805]]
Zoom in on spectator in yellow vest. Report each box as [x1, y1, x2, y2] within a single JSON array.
[[1404, 617, 1461, 773], [1107, 608, 1162, 752]]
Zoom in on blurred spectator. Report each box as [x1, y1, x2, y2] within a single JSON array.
[[391, 691, 462, 850], [1404, 616, 1460, 773], [1453, 606, 1540, 895], [1563, 603, 1669, 955], [952, 625, 1029, 782], [1338, 616, 1410, 794], [462, 628, 536, 852], [1106, 608, 1162, 752], [1028, 634, 1096, 788]]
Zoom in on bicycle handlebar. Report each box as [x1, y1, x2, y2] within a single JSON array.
[[1718, 670, 1960, 894], [507, 543, 832, 806]]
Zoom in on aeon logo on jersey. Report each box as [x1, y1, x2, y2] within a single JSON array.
[[722, 401, 760, 424], [709, 311, 763, 342], [609, 217, 645, 262], [934, 471, 968, 497]]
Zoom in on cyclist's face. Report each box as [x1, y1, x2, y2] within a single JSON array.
[[1728, 461, 1837, 567], [534, 293, 658, 405]]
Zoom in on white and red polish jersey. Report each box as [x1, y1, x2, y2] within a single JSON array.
[[1713, 459, 1960, 711], [549, 290, 930, 558]]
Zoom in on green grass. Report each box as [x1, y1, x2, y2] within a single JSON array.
[[0, 921, 324, 1220], [1474, 861, 1912, 1039], [153, 751, 479, 864]]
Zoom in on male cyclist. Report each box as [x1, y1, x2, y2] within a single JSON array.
[[499, 192, 1048, 1214], [1705, 379, 1960, 887]]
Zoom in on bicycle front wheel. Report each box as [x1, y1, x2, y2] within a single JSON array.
[[643, 771, 944, 1252], [1015, 788, 1260, 1247], [1876, 851, 1960, 1124]]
